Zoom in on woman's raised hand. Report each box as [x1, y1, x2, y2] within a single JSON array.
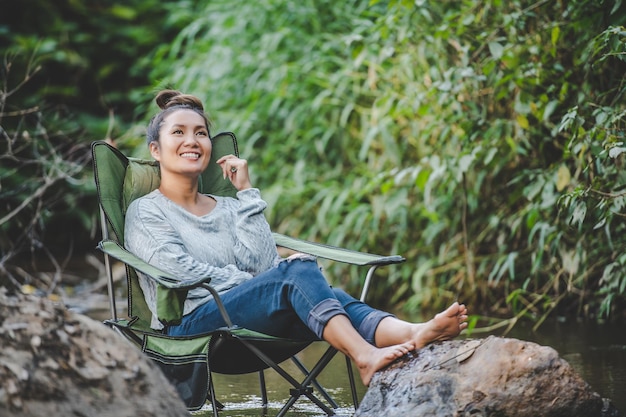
[[216, 155, 252, 191]]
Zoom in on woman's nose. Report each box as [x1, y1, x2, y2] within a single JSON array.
[[183, 132, 199, 144]]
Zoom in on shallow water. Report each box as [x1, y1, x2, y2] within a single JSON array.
[[79, 297, 364, 416], [190, 342, 365, 417], [184, 319, 625, 416]]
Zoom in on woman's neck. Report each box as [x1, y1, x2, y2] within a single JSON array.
[[158, 176, 215, 216], [159, 175, 199, 205]]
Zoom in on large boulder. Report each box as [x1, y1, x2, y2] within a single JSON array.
[[0, 287, 189, 417], [356, 335, 622, 417]]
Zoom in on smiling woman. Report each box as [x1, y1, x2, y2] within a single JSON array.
[[145, 92, 252, 213], [147, 97, 216, 215]]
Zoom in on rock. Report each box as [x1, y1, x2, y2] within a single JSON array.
[[0, 287, 189, 417], [356, 335, 622, 417]]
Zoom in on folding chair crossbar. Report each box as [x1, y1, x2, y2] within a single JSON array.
[[290, 351, 340, 408], [232, 336, 339, 417]]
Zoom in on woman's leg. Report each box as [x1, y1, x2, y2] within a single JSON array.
[[373, 302, 469, 348], [321, 313, 414, 386], [168, 258, 467, 385], [321, 289, 468, 384], [330, 289, 468, 348], [167, 258, 334, 338]]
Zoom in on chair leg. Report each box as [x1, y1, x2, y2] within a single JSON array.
[[276, 346, 340, 416], [291, 348, 339, 408], [209, 373, 220, 417], [259, 370, 268, 411], [345, 355, 359, 410]]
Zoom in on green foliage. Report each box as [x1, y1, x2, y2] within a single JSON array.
[[0, 0, 191, 288], [0, 0, 192, 129], [2, 0, 624, 321], [0, 59, 94, 288], [555, 22, 626, 318], [142, 0, 626, 319]]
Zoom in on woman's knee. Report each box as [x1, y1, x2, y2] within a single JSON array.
[[281, 258, 324, 280]]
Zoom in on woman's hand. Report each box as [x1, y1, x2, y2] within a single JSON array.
[[216, 155, 253, 191]]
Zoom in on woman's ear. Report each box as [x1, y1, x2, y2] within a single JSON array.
[[149, 141, 161, 161]]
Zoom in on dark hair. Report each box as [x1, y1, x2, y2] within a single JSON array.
[[146, 89, 212, 145]]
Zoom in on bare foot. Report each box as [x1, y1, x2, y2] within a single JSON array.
[[355, 341, 414, 386], [411, 302, 468, 348]]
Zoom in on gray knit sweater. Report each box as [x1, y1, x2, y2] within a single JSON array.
[[124, 188, 279, 329]]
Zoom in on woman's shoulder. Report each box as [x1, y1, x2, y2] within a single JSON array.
[[210, 194, 238, 209], [126, 189, 165, 217]]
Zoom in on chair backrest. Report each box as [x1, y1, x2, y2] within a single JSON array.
[[92, 132, 239, 330]]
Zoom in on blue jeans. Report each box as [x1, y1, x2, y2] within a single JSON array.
[[167, 258, 393, 344]]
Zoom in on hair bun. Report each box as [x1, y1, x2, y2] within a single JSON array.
[[155, 89, 204, 111]]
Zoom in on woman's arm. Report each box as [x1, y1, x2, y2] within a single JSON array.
[[230, 188, 280, 275], [215, 154, 280, 275]]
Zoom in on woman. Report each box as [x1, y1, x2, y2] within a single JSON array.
[[124, 89, 469, 386]]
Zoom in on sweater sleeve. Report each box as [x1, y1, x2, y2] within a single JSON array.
[[231, 188, 280, 275]]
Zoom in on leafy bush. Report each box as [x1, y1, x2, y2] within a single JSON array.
[[0, 0, 191, 289], [144, 0, 626, 320], [1, 0, 624, 322], [0, 58, 94, 289]]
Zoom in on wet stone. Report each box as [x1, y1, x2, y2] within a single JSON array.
[[356, 335, 623, 417]]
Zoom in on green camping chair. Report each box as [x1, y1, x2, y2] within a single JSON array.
[[91, 132, 405, 416]]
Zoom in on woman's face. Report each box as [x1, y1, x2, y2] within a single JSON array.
[[150, 109, 212, 178]]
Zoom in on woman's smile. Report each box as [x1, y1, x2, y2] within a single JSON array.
[[180, 151, 201, 160]]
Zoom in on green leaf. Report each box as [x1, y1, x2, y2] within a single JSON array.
[[488, 42, 504, 60]]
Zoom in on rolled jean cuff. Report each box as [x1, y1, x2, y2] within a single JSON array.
[[307, 298, 347, 339], [358, 310, 395, 345]]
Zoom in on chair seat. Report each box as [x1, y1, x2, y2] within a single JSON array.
[[209, 329, 313, 374]]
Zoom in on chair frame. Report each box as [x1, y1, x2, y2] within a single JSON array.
[[92, 134, 405, 416]]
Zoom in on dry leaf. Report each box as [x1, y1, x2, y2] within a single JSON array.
[[456, 339, 482, 363]]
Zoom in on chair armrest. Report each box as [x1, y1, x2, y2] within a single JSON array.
[[98, 240, 236, 328], [272, 233, 405, 266], [97, 240, 212, 289]]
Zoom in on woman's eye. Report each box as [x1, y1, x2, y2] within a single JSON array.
[[172, 129, 183, 134], [197, 131, 208, 136]]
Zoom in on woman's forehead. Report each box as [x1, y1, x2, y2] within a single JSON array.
[[162, 108, 206, 126]]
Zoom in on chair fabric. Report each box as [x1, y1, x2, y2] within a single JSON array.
[[91, 133, 405, 415]]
